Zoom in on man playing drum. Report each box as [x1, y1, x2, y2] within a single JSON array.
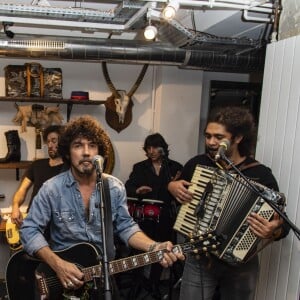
[[125, 133, 183, 299]]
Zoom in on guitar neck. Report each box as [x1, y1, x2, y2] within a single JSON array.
[[82, 244, 184, 282]]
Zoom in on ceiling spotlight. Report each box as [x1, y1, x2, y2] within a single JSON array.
[[3, 22, 14, 39], [162, 1, 180, 20], [144, 25, 158, 40]]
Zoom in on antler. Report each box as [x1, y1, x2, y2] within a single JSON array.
[[102, 62, 120, 98], [127, 64, 149, 98]]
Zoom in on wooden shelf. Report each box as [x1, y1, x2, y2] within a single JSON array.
[[0, 96, 106, 121], [0, 161, 32, 169], [0, 161, 32, 180]]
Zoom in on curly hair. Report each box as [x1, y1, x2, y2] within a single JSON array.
[[58, 115, 111, 165], [42, 125, 64, 143], [206, 106, 257, 157], [143, 133, 170, 157]]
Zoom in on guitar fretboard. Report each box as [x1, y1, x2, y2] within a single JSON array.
[[82, 245, 181, 282]]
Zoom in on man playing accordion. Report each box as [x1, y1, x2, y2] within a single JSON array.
[[168, 106, 289, 300]]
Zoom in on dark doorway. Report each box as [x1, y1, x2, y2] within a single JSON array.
[[209, 81, 262, 125]]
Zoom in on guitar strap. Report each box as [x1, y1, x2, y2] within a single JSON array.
[[102, 176, 115, 261]]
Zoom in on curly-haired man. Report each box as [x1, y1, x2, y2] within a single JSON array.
[[168, 106, 289, 300], [21, 115, 184, 299]]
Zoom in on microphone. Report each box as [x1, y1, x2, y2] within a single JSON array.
[[92, 155, 104, 173], [215, 139, 230, 161]]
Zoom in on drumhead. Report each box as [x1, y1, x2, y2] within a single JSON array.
[[142, 199, 163, 204], [127, 197, 139, 202]]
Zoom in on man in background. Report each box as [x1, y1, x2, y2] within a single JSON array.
[[11, 125, 64, 226], [125, 133, 183, 299]]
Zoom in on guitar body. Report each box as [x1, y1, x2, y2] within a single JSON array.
[[6, 250, 40, 300], [6, 243, 101, 300]]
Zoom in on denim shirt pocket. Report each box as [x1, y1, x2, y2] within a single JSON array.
[[54, 210, 77, 234]]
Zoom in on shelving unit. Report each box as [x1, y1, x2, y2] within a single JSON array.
[[0, 97, 106, 121], [0, 97, 108, 178], [0, 161, 32, 180]]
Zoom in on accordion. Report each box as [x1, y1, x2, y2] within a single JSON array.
[[173, 165, 285, 265]]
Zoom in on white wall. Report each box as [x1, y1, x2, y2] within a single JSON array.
[[255, 36, 300, 300]]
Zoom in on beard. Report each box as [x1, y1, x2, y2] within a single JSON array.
[[72, 159, 94, 177], [205, 145, 217, 159], [48, 149, 60, 159]]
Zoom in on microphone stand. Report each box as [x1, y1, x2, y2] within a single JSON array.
[[161, 154, 176, 300], [219, 152, 300, 240], [95, 168, 113, 300]]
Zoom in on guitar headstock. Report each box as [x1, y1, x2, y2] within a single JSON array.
[[175, 232, 219, 255]]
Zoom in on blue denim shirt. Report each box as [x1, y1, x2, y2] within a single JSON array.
[[20, 170, 141, 256]]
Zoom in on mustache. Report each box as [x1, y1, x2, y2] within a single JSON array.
[[79, 158, 93, 164]]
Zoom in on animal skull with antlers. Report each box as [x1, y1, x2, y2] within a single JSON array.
[[102, 62, 148, 133]]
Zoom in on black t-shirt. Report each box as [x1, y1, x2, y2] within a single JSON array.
[[125, 158, 183, 206], [180, 154, 279, 190], [25, 158, 64, 207]]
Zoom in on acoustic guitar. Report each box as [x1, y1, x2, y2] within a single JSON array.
[[6, 234, 218, 300]]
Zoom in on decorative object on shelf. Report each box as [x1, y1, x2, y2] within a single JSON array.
[[71, 91, 89, 101], [0, 130, 21, 163], [13, 103, 63, 132], [43, 106, 64, 127], [102, 62, 148, 133], [5, 62, 63, 99], [0, 96, 105, 122]]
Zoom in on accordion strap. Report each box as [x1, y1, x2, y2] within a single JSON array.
[[238, 161, 260, 171], [206, 154, 261, 172]]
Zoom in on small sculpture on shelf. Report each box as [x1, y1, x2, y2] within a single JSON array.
[[13, 103, 64, 132]]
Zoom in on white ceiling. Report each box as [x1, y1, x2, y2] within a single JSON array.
[[0, 0, 275, 41], [0, 1, 276, 72]]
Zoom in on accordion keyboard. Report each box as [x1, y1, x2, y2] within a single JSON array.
[[173, 165, 218, 236]]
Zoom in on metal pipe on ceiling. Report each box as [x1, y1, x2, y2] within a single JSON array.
[[0, 37, 264, 73]]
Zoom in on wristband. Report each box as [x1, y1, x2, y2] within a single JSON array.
[[148, 242, 159, 252]]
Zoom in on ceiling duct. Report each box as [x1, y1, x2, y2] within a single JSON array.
[[0, 35, 264, 73]]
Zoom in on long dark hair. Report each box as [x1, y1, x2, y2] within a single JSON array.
[[143, 133, 170, 158]]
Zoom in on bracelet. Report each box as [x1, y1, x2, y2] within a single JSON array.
[[272, 227, 283, 239], [148, 242, 159, 252]]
